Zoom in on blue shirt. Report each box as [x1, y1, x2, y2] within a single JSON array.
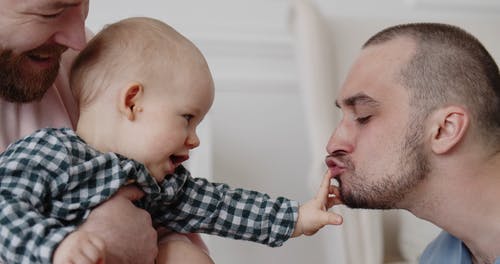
[[420, 231, 500, 264]]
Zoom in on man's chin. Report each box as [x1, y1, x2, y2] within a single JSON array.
[[0, 85, 51, 103], [0, 64, 59, 103], [343, 196, 397, 210], [340, 187, 394, 210], [0, 48, 61, 103]]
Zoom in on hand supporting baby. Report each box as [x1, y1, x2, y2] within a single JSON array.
[[53, 230, 105, 264], [53, 186, 157, 264]]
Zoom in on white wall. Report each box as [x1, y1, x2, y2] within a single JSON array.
[[86, 1, 500, 263]]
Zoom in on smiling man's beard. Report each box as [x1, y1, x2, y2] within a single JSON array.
[[0, 45, 65, 103], [339, 122, 430, 210]]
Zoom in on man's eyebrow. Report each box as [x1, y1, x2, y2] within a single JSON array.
[[335, 93, 380, 108], [35, 0, 81, 10], [49, 1, 81, 9]]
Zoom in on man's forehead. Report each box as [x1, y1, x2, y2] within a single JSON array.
[[336, 37, 415, 108], [17, 0, 84, 10], [336, 67, 382, 109]]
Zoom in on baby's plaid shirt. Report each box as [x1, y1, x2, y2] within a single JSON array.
[[0, 128, 298, 263]]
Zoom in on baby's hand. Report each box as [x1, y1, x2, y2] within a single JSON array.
[[53, 230, 105, 264], [292, 171, 343, 237]]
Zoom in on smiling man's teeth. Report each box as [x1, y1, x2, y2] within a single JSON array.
[[32, 54, 51, 60]]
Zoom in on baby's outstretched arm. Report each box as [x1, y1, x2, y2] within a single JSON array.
[[53, 230, 105, 264], [291, 171, 343, 237]]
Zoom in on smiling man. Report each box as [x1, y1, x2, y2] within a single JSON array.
[[0, 1, 167, 263], [325, 23, 500, 264], [0, 0, 89, 146], [0, 0, 87, 103]]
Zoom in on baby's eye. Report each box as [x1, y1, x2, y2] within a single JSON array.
[[356, 115, 372, 125], [183, 114, 194, 122]]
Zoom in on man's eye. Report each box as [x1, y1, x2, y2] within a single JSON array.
[[356, 116, 372, 124], [39, 11, 63, 19]]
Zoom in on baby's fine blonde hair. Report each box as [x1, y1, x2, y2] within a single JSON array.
[[70, 17, 206, 109]]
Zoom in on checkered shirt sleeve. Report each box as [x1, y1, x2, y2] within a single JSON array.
[[0, 127, 300, 263], [0, 128, 132, 264], [146, 166, 300, 247]]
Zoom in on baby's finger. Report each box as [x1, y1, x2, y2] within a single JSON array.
[[316, 171, 334, 200], [327, 185, 343, 206], [322, 211, 343, 226], [81, 236, 106, 264], [69, 252, 97, 264], [329, 185, 342, 196], [327, 195, 343, 208]]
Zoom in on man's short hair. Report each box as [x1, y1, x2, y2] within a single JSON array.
[[364, 23, 500, 147]]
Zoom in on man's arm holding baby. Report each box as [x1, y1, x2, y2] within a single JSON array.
[[75, 186, 158, 264]]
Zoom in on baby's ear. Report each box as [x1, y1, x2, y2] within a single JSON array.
[[429, 106, 469, 154], [118, 83, 144, 121]]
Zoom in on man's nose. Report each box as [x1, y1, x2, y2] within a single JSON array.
[[326, 121, 354, 156], [52, 7, 87, 51]]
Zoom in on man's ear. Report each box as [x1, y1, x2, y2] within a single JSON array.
[[429, 106, 469, 154], [118, 83, 144, 121]]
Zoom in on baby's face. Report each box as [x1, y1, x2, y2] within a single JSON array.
[[129, 62, 214, 182]]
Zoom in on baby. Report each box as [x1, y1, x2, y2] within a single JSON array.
[[0, 17, 342, 264]]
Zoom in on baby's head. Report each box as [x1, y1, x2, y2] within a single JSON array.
[[70, 17, 214, 181]]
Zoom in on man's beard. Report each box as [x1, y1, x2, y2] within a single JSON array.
[[338, 122, 430, 210], [0, 44, 66, 103]]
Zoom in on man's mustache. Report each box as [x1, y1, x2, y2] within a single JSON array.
[[24, 43, 68, 58]]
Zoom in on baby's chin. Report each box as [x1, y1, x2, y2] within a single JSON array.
[[146, 165, 170, 182], [146, 157, 185, 182], [152, 173, 167, 182]]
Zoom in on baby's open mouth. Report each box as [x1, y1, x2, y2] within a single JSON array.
[[170, 155, 189, 167]]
